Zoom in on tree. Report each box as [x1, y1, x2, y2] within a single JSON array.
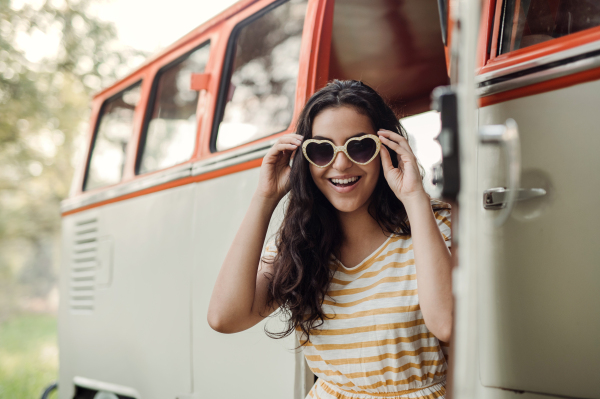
[[0, 0, 146, 320]]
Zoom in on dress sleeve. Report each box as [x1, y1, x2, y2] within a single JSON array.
[[433, 208, 452, 248]]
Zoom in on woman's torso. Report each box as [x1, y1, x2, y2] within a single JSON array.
[[298, 209, 451, 399]]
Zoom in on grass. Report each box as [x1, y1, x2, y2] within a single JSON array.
[[0, 313, 59, 399]]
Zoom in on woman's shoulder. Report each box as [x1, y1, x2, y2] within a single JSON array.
[[430, 198, 451, 212], [396, 197, 451, 243]]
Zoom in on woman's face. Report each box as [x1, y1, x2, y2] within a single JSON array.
[[309, 106, 381, 214]]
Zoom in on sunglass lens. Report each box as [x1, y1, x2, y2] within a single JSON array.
[[347, 137, 377, 163], [306, 142, 334, 166]]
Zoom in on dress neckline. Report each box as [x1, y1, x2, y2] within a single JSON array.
[[333, 233, 395, 271]]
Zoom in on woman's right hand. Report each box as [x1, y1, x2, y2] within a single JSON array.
[[256, 133, 303, 202]]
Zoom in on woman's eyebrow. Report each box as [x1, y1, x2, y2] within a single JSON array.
[[349, 132, 369, 139], [311, 132, 369, 141], [311, 136, 333, 141]]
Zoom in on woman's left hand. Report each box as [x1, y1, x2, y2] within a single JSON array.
[[378, 129, 426, 203]]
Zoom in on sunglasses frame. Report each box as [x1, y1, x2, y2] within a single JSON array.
[[302, 134, 382, 168]]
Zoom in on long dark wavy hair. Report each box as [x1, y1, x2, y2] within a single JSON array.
[[264, 80, 448, 344]]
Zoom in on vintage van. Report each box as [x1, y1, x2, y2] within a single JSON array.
[[57, 0, 600, 398]]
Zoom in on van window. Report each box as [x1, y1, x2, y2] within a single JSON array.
[[498, 0, 600, 54], [137, 41, 211, 174], [84, 82, 141, 191], [213, 0, 308, 152]]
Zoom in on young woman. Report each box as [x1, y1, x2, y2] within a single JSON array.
[[208, 80, 453, 399]]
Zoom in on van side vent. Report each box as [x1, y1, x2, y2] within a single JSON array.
[[70, 217, 98, 313]]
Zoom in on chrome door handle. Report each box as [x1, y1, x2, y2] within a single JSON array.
[[479, 119, 520, 226], [483, 187, 546, 209]]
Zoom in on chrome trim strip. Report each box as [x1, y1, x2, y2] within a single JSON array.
[[61, 140, 276, 213], [193, 148, 270, 176], [61, 164, 192, 213], [194, 139, 275, 169], [477, 52, 600, 97], [477, 40, 600, 83], [192, 140, 274, 176], [74, 376, 141, 398]]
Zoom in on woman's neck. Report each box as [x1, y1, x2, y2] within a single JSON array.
[[337, 202, 387, 248]]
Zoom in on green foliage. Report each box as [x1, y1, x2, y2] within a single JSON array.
[[0, 0, 146, 393], [0, 313, 58, 399], [0, 0, 146, 319]]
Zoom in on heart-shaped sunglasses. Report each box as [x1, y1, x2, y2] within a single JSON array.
[[302, 134, 381, 168]]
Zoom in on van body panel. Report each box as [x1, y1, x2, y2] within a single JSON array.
[[477, 68, 600, 399], [59, 185, 196, 398], [190, 167, 299, 398]]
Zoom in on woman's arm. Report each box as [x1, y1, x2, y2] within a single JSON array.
[[401, 195, 453, 342], [378, 129, 453, 342], [207, 133, 303, 334], [207, 194, 280, 333]]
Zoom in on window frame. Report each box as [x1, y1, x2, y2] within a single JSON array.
[[480, 0, 600, 75], [135, 39, 212, 176], [82, 80, 143, 192], [209, 0, 301, 153]]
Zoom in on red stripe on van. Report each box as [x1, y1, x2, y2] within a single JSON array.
[[62, 157, 263, 217]]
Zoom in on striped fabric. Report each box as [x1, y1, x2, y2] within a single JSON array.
[[265, 206, 452, 399]]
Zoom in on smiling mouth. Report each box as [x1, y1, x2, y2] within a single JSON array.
[[329, 176, 361, 187]]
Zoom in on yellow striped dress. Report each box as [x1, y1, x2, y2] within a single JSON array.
[[266, 207, 451, 399]]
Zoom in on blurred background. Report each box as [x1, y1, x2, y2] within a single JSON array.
[[0, 0, 442, 397], [0, 0, 237, 397]]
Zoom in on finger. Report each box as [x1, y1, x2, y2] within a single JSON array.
[[379, 135, 415, 162], [265, 143, 298, 162], [378, 129, 406, 146], [279, 135, 303, 146], [396, 137, 414, 154], [379, 130, 414, 154], [378, 135, 404, 154], [377, 129, 403, 140], [377, 129, 406, 142], [274, 143, 299, 153]]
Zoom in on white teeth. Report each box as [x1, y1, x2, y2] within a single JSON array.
[[331, 177, 359, 184]]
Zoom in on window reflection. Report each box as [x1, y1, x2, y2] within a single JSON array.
[[84, 83, 141, 191], [499, 0, 600, 54], [138, 42, 211, 174], [215, 0, 307, 151]]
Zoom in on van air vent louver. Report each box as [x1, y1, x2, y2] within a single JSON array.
[[70, 217, 98, 313]]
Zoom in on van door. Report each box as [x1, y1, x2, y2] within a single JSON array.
[[475, 1, 600, 397]]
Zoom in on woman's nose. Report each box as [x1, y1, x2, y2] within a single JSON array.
[[332, 151, 352, 171]]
